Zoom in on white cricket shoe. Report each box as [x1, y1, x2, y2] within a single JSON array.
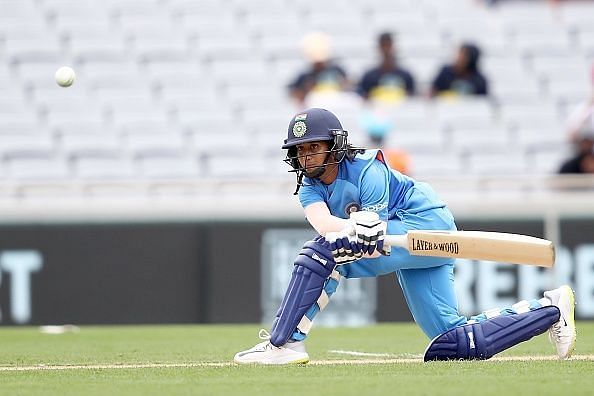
[[544, 285, 577, 359], [233, 329, 309, 365]]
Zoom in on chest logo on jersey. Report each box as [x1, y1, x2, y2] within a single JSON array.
[[344, 202, 360, 216]]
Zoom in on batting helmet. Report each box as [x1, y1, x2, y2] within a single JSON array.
[[282, 108, 350, 194]]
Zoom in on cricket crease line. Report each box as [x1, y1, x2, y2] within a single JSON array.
[[1, 355, 593, 371], [328, 349, 396, 358]]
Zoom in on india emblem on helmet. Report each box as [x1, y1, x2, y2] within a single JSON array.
[[292, 121, 307, 137]]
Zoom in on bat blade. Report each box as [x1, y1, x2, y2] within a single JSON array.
[[384, 230, 555, 267]]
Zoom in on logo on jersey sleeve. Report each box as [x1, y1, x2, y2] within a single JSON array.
[[344, 202, 361, 216]]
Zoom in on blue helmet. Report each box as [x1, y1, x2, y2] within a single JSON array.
[[282, 108, 351, 194]]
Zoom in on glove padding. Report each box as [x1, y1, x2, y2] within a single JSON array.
[[325, 230, 363, 265], [349, 211, 391, 256], [325, 211, 391, 264]]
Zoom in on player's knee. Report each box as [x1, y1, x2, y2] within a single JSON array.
[[295, 237, 336, 277]]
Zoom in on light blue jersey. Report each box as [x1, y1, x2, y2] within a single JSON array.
[[294, 149, 545, 339]]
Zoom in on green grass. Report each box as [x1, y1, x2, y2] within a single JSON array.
[[1, 322, 593, 396]]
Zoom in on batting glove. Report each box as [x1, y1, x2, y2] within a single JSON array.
[[325, 230, 363, 265], [349, 211, 391, 256]]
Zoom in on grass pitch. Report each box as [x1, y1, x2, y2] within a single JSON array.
[[1, 322, 593, 396]]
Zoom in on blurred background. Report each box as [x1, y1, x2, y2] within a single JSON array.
[[0, 0, 593, 328]]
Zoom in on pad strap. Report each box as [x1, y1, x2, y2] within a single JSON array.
[[424, 306, 560, 361], [269, 237, 336, 347]]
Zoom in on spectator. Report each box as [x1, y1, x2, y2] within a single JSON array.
[[559, 137, 594, 174], [565, 63, 594, 143], [358, 32, 415, 103], [288, 32, 349, 106], [559, 63, 594, 174], [357, 33, 415, 147], [430, 42, 488, 98]]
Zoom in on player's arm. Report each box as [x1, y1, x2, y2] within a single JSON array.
[[304, 163, 391, 258], [304, 202, 382, 262], [303, 202, 350, 237]]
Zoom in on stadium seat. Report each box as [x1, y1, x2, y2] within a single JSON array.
[[385, 126, 446, 152], [516, 127, 568, 150], [81, 61, 140, 83], [52, 120, 106, 136], [408, 151, 464, 176], [191, 131, 251, 155], [177, 14, 237, 37], [577, 32, 594, 56], [259, 35, 304, 61], [435, 99, 494, 129], [7, 157, 71, 180], [132, 36, 190, 63], [531, 146, 574, 174], [197, 36, 254, 61], [4, 37, 64, 64], [450, 127, 511, 151], [75, 156, 137, 179], [490, 77, 542, 105], [398, 34, 446, 58], [482, 57, 526, 79], [467, 150, 528, 175], [547, 81, 591, 104], [499, 102, 562, 130], [40, 98, 105, 126], [138, 154, 202, 178], [61, 133, 122, 157], [69, 37, 128, 63], [0, 97, 32, 117], [206, 153, 286, 178], [0, 134, 56, 158], [126, 132, 187, 157], [175, 103, 235, 128], [514, 33, 574, 57]]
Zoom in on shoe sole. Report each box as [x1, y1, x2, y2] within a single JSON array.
[[233, 358, 309, 365], [288, 358, 309, 364], [562, 285, 577, 359]]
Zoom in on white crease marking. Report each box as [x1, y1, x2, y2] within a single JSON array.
[[1, 355, 593, 371]]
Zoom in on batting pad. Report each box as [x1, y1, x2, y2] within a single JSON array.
[[424, 305, 560, 361], [269, 238, 336, 347]]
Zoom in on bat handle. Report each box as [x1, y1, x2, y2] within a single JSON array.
[[383, 234, 408, 249]]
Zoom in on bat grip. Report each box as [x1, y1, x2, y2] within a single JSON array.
[[383, 234, 408, 249]]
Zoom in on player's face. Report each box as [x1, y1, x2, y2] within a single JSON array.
[[296, 141, 330, 177]]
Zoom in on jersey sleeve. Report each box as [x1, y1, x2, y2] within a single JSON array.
[[298, 182, 325, 209], [359, 160, 390, 220]]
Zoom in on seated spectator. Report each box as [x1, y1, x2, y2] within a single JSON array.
[[559, 63, 594, 174], [358, 32, 415, 103], [565, 64, 594, 143], [559, 135, 594, 174], [430, 42, 488, 98], [288, 32, 349, 106]]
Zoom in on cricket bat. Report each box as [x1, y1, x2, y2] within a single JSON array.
[[384, 230, 555, 267]]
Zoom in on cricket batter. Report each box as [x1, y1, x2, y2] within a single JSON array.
[[234, 108, 576, 364]]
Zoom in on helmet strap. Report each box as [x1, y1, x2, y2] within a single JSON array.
[[293, 171, 304, 195]]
